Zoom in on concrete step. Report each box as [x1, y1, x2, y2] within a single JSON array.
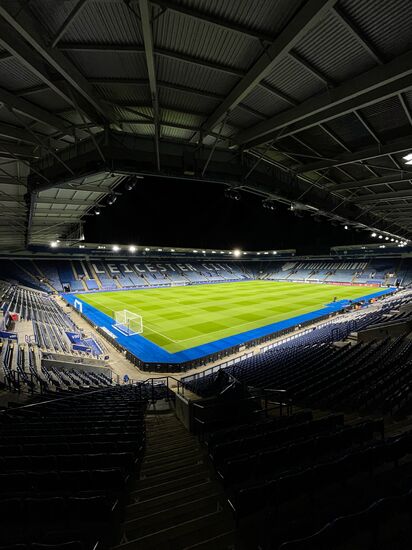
[[115, 507, 232, 550], [183, 530, 236, 550], [143, 448, 202, 468], [126, 480, 220, 517], [129, 470, 212, 505], [124, 494, 223, 540], [145, 438, 197, 455], [141, 454, 203, 477], [145, 440, 200, 459], [146, 433, 195, 447], [136, 463, 209, 488]]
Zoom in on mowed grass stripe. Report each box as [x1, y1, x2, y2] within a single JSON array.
[[76, 281, 378, 353]]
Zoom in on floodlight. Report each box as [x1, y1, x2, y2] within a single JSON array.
[[371, 232, 377, 237], [107, 194, 117, 205], [262, 199, 276, 211], [273, 251, 277, 255], [94, 207, 101, 215], [403, 153, 412, 161], [344, 225, 349, 230], [385, 237, 389, 240], [112, 245, 120, 252], [378, 235, 383, 239], [171, 249, 175, 252], [129, 245, 137, 253], [145, 247, 150, 251], [193, 250, 198, 253], [233, 249, 241, 257], [50, 241, 58, 248], [224, 188, 241, 201], [390, 238, 394, 242]]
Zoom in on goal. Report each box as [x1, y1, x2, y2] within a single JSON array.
[[113, 310, 143, 336]]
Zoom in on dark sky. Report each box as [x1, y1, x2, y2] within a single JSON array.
[[85, 176, 373, 254]]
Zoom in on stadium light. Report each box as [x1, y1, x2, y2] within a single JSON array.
[[145, 247, 150, 251], [371, 232, 377, 237], [273, 251, 277, 255], [171, 249, 175, 252], [403, 153, 412, 164], [129, 245, 137, 253], [94, 207, 101, 215], [112, 245, 120, 252], [79, 245, 85, 249], [385, 237, 389, 240], [390, 238, 394, 242], [193, 250, 198, 253], [107, 194, 117, 205], [50, 241, 58, 248], [344, 225, 349, 230], [262, 199, 276, 211], [224, 188, 241, 201], [158, 248, 163, 251], [233, 249, 241, 257], [378, 235, 383, 239], [202, 250, 206, 254]]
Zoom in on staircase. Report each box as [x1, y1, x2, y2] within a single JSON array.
[[114, 413, 235, 550]]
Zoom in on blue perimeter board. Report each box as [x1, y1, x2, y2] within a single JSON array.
[[63, 285, 396, 364]]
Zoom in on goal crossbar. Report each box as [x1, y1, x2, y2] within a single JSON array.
[[113, 309, 143, 336]]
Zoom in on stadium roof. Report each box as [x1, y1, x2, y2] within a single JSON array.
[[0, 0, 412, 251]]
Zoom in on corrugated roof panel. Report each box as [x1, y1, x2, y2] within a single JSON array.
[[323, 113, 377, 150], [64, 1, 143, 44], [175, 0, 305, 37], [341, 0, 412, 59], [94, 83, 151, 104], [0, 58, 45, 90], [288, 126, 344, 157], [264, 55, 326, 102], [227, 107, 265, 128], [242, 87, 290, 117], [113, 105, 153, 123], [359, 96, 411, 141], [66, 51, 147, 79], [295, 10, 377, 83], [161, 126, 194, 141], [161, 108, 205, 128], [28, 0, 75, 36], [158, 88, 217, 115], [155, 56, 239, 96], [22, 89, 70, 112], [153, 7, 261, 71]]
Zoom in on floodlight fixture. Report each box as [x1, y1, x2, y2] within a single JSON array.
[[129, 245, 137, 253], [112, 245, 120, 252], [233, 249, 241, 257]]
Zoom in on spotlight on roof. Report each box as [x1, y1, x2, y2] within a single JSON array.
[[371, 232, 377, 237], [378, 235, 383, 239], [224, 188, 241, 201], [107, 194, 117, 206], [94, 207, 101, 215], [262, 199, 276, 211], [129, 245, 137, 253], [233, 249, 241, 257], [50, 241, 58, 248], [403, 153, 412, 165], [112, 245, 120, 252], [390, 238, 394, 242], [385, 236, 389, 240], [344, 225, 349, 230]]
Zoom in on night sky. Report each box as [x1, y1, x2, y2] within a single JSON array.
[[85, 176, 373, 254]]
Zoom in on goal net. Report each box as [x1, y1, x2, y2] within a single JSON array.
[[113, 310, 143, 336]]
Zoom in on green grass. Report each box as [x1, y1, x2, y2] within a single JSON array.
[[76, 281, 379, 353]]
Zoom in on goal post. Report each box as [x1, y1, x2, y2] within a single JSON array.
[[113, 309, 143, 336]]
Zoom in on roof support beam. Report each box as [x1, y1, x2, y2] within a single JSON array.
[[139, 0, 161, 171], [295, 135, 412, 173], [356, 189, 412, 202], [51, 0, 89, 48], [0, 4, 115, 124], [0, 140, 36, 157], [237, 48, 412, 147], [150, 0, 274, 42], [332, 5, 383, 64], [0, 87, 69, 133], [200, 0, 337, 137], [329, 174, 412, 191]]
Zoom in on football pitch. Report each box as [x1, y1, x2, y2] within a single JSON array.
[[76, 281, 381, 354]]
